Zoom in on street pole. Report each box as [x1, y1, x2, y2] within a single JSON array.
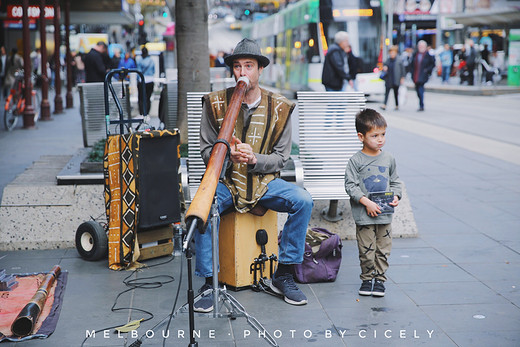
[[381, 0, 387, 63], [22, 0, 36, 129], [40, 0, 52, 121], [65, 0, 73, 108], [387, 0, 394, 47], [53, 0, 63, 114]]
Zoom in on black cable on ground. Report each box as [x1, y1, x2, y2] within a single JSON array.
[[80, 255, 177, 347], [128, 251, 184, 347]]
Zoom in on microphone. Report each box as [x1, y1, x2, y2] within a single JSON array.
[[256, 229, 268, 259]]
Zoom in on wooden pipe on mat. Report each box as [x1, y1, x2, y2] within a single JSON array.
[[11, 265, 61, 337], [185, 76, 250, 227]]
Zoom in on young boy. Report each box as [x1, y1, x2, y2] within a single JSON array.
[[344, 109, 403, 297]]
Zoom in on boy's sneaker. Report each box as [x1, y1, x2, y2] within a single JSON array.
[[372, 280, 385, 297], [270, 272, 308, 305], [358, 280, 373, 296], [193, 283, 214, 313]]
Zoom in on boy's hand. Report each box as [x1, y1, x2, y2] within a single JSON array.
[[389, 196, 400, 207], [360, 196, 381, 218]]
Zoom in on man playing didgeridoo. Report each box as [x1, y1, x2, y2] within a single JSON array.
[[194, 38, 313, 312]]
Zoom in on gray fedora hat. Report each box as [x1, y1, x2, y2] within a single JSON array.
[[224, 38, 270, 68]]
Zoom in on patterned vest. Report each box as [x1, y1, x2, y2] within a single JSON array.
[[203, 87, 294, 212]]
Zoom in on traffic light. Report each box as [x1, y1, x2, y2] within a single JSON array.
[[138, 19, 147, 45], [243, 8, 252, 20]]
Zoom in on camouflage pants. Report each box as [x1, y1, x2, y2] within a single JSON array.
[[356, 224, 392, 282]]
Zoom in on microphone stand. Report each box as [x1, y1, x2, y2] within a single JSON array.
[[183, 219, 199, 347]]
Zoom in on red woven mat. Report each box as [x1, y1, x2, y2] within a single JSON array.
[[0, 271, 67, 342]]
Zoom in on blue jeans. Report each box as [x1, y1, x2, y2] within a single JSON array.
[[194, 178, 313, 278], [325, 86, 341, 92], [441, 66, 451, 82], [414, 82, 425, 109]]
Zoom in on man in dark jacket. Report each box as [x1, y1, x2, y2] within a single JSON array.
[[465, 39, 477, 86], [83, 41, 108, 83], [410, 40, 435, 111], [322, 31, 354, 91]]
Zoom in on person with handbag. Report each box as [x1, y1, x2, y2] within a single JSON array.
[[345, 109, 403, 297], [381, 46, 405, 111], [136, 47, 155, 115], [439, 43, 453, 84]]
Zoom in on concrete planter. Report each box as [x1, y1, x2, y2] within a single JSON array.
[[80, 161, 103, 173]]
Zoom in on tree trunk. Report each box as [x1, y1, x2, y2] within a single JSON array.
[[175, 0, 210, 143]]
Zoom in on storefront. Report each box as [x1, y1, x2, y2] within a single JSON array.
[[391, 0, 450, 50], [446, 8, 520, 85]]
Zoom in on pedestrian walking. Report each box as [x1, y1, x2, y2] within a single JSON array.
[[465, 39, 476, 86], [74, 52, 85, 84], [110, 49, 122, 70], [345, 108, 403, 297], [401, 46, 414, 79], [136, 47, 155, 115], [4, 48, 24, 94], [118, 51, 136, 70], [31, 48, 41, 76], [321, 31, 354, 91], [0, 46, 7, 98], [381, 45, 405, 110], [439, 43, 453, 84], [214, 50, 226, 67], [83, 41, 108, 83], [410, 40, 434, 111], [481, 43, 490, 64]]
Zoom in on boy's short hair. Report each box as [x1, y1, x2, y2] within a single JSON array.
[[355, 108, 387, 135]]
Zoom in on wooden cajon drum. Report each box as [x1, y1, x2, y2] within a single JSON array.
[[218, 210, 278, 289]]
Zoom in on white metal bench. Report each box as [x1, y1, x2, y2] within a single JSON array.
[[297, 91, 365, 221]]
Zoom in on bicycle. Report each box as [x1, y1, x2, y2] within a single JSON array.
[[4, 70, 41, 131]]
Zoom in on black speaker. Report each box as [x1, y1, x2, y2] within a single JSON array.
[[136, 134, 181, 230]]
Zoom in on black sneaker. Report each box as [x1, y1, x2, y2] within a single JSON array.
[[358, 280, 373, 296], [193, 283, 213, 313], [372, 280, 385, 297], [270, 273, 308, 305]]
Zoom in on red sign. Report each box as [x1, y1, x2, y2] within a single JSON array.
[[7, 5, 54, 19]]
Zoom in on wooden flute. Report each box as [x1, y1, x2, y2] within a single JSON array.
[[11, 265, 61, 337]]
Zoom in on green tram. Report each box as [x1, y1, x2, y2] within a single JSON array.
[[242, 0, 385, 96]]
